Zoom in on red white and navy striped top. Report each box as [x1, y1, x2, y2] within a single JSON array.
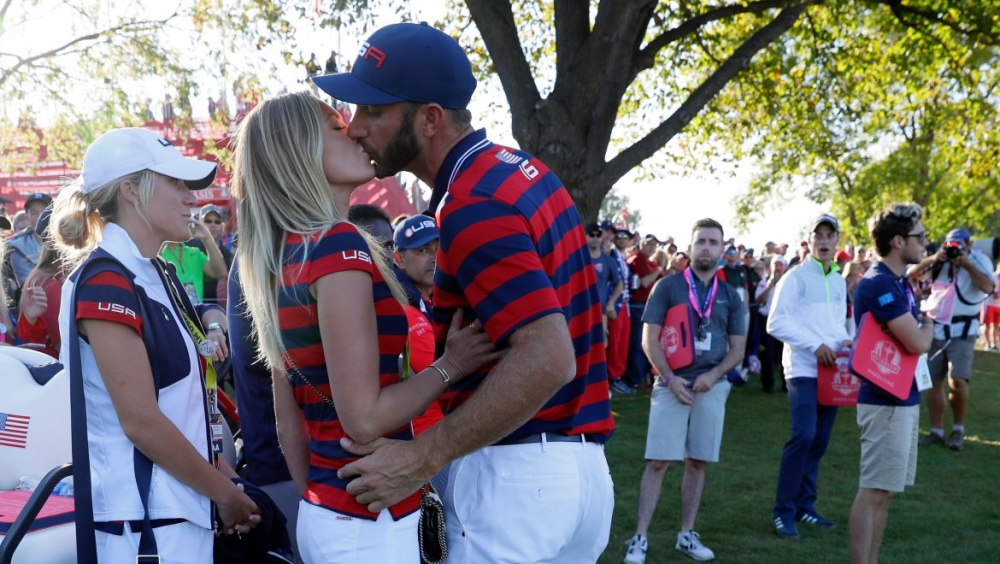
[[279, 222, 419, 520], [428, 129, 614, 443]]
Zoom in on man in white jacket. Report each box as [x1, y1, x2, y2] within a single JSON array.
[[767, 214, 853, 539]]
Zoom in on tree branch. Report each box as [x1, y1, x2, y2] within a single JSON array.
[[636, 0, 800, 70], [0, 0, 15, 33], [553, 0, 590, 81], [466, 0, 541, 140], [878, 0, 1000, 45], [600, 0, 816, 187], [0, 14, 176, 89]]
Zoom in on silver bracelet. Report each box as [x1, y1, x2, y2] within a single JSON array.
[[430, 364, 451, 384]]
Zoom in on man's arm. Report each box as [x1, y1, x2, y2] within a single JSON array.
[[961, 253, 995, 294], [885, 312, 934, 355], [691, 334, 746, 392], [337, 312, 575, 512], [766, 273, 823, 355]]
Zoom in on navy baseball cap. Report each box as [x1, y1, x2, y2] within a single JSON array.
[[393, 215, 439, 250], [946, 228, 971, 242], [600, 220, 614, 230], [313, 23, 477, 110], [24, 192, 52, 209]]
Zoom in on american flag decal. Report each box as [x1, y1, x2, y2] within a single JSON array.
[[0, 412, 30, 449]]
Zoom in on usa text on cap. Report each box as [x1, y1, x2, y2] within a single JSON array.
[[394, 215, 439, 250], [81, 128, 217, 194], [312, 23, 477, 110]]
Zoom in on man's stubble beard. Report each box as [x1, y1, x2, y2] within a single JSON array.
[[371, 106, 421, 179]]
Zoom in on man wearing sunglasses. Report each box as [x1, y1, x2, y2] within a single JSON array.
[[189, 204, 234, 308], [625, 218, 746, 564]]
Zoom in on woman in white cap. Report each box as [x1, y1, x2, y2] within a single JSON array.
[[51, 128, 259, 563], [231, 91, 499, 562]]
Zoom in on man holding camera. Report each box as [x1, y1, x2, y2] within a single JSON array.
[[913, 228, 994, 451]]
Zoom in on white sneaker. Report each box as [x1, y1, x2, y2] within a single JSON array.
[[675, 530, 715, 561], [623, 534, 647, 564]]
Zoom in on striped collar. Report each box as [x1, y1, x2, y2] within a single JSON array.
[[426, 128, 492, 216]]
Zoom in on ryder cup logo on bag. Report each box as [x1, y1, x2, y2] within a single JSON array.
[[832, 362, 860, 396], [661, 326, 680, 356], [871, 339, 902, 375]]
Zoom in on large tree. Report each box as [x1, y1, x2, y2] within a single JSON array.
[[452, 0, 999, 222]]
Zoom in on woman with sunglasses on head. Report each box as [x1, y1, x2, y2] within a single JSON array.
[[51, 128, 259, 563], [231, 91, 499, 563]]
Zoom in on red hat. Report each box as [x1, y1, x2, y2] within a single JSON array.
[[836, 250, 851, 262]]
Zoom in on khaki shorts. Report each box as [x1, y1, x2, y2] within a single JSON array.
[[645, 380, 731, 462], [857, 404, 919, 492], [928, 337, 976, 380]]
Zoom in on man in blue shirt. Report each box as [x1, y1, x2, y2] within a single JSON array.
[[848, 203, 934, 564]]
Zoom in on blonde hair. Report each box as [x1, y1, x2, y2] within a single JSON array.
[[231, 91, 405, 370], [51, 170, 158, 271]]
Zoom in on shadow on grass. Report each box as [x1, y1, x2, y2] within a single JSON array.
[[600, 351, 1000, 563]]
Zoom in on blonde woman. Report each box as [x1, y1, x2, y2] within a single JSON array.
[[52, 128, 259, 563], [231, 91, 499, 563]]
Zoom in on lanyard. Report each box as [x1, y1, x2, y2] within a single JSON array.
[[153, 260, 221, 468], [685, 267, 718, 325]]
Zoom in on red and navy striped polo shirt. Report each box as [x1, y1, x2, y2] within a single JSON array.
[[279, 222, 419, 520], [429, 129, 614, 443]]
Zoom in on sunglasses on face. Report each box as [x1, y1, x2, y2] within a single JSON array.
[[203, 219, 223, 225], [588, 231, 602, 238], [615, 234, 630, 239]]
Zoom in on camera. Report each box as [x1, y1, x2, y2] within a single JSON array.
[[943, 240, 965, 260]]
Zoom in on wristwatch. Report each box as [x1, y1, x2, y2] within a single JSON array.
[[206, 322, 225, 333]]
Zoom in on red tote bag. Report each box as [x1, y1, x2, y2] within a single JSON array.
[[659, 303, 695, 371], [849, 313, 918, 402]]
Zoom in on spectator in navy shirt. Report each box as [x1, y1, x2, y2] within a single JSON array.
[[848, 202, 933, 564]]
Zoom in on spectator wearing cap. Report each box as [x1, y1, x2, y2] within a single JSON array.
[[755, 255, 788, 393], [665, 250, 689, 277], [313, 22, 614, 562], [15, 207, 67, 358], [3, 192, 52, 311], [355, 206, 445, 437], [910, 227, 994, 451], [625, 234, 666, 388], [606, 226, 633, 391], [766, 214, 852, 538], [392, 214, 438, 320], [718, 244, 750, 325], [187, 204, 234, 308], [586, 223, 626, 393], [835, 250, 852, 271]]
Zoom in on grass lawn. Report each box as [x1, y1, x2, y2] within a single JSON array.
[[600, 351, 1000, 563]]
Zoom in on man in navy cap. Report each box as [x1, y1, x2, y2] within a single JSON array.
[[910, 226, 994, 451], [316, 22, 614, 562], [392, 214, 439, 319]]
